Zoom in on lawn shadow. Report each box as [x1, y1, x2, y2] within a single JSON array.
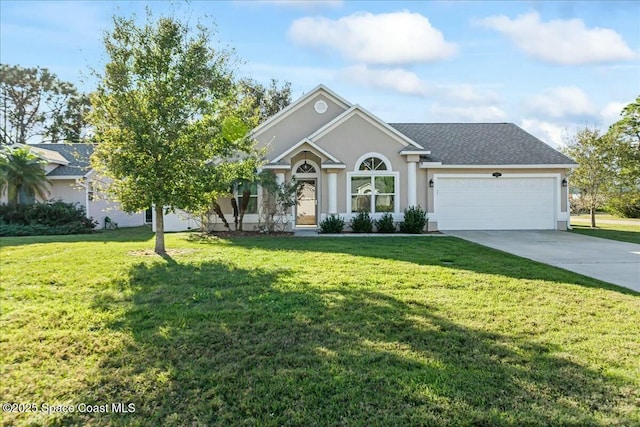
[[219, 236, 638, 295], [65, 256, 638, 426]]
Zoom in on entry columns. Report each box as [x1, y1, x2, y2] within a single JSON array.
[[328, 172, 337, 214], [407, 160, 417, 207]]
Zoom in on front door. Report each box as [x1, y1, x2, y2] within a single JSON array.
[[296, 179, 317, 227]]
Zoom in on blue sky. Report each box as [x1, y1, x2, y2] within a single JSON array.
[[1, 0, 639, 147]]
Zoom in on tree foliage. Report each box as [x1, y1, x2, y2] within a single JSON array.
[[236, 78, 292, 126], [0, 146, 50, 206], [606, 96, 640, 217], [562, 127, 614, 227], [89, 13, 260, 253], [0, 64, 90, 144]]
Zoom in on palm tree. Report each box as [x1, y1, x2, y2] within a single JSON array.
[[0, 147, 50, 205]]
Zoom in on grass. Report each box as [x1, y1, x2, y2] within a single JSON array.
[[1, 227, 639, 426], [570, 223, 640, 244]]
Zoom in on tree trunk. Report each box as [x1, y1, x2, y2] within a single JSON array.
[[590, 207, 596, 228], [238, 189, 251, 232], [154, 205, 166, 254]]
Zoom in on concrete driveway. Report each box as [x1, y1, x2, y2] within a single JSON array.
[[445, 230, 640, 293]]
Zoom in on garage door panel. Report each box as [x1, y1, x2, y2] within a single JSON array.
[[436, 177, 556, 230]]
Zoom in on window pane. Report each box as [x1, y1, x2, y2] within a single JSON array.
[[352, 195, 371, 213], [375, 176, 394, 193], [245, 197, 258, 214], [359, 158, 372, 171], [375, 195, 394, 212], [373, 157, 387, 170], [351, 176, 371, 194]]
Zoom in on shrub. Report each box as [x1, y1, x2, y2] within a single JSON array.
[[399, 206, 427, 234], [606, 192, 640, 218], [319, 214, 345, 234], [350, 211, 373, 233], [375, 212, 396, 233], [0, 200, 97, 236]]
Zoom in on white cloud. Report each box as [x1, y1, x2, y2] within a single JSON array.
[[600, 101, 627, 125], [428, 105, 507, 122], [288, 11, 457, 65], [520, 119, 567, 147], [477, 12, 636, 65], [341, 65, 430, 96], [340, 65, 500, 106], [526, 86, 597, 119]]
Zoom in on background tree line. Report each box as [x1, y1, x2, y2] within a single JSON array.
[[562, 97, 640, 226]]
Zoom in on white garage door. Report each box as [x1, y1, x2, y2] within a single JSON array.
[[435, 176, 557, 230]]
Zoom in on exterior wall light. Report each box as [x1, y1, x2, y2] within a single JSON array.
[[429, 179, 434, 187], [492, 172, 502, 178], [562, 178, 568, 187]]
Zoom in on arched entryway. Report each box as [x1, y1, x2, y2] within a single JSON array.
[[293, 156, 319, 227]]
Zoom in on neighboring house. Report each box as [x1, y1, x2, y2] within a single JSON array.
[[164, 85, 576, 232], [1, 143, 147, 229]]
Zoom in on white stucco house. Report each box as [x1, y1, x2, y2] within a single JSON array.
[[5, 84, 577, 233], [169, 84, 576, 232], [1, 143, 148, 229]]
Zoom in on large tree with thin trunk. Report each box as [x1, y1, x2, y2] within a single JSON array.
[[0, 64, 90, 144], [605, 96, 640, 217], [89, 13, 258, 254], [0, 146, 50, 205], [562, 127, 614, 228]]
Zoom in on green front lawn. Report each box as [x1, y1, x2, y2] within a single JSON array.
[[1, 229, 639, 426], [570, 223, 640, 244]]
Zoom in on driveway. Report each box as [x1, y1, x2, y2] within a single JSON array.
[[445, 230, 640, 293]]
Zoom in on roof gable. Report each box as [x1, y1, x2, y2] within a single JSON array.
[[309, 105, 424, 150], [29, 144, 94, 177], [252, 84, 352, 139]]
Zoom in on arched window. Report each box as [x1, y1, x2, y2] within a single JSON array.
[[349, 154, 397, 214], [359, 156, 387, 171], [296, 163, 316, 174]]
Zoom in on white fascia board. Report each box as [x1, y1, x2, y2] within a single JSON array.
[[271, 138, 341, 163], [308, 105, 424, 150], [48, 175, 84, 180], [418, 162, 442, 168], [400, 150, 431, 155], [422, 163, 578, 169], [251, 85, 352, 138], [262, 164, 292, 170]]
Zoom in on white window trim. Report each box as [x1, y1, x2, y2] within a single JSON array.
[[354, 152, 393, 172], [234, 182, 259, 216], [347, 152, 399, 214]]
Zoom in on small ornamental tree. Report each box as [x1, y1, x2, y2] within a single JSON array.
[[89, 12, 258, 254]]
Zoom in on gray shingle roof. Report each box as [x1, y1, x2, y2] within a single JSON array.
[[389, 123, 576, 165], [30, 144, 94, 176]]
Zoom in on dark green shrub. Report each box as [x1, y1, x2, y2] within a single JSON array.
[[0, 200, 97, 236], [606, 193, 640, 218], [319, 214, 345, 234], [399, 206, 427, 234], [375, 212, 396, 233], [350, 211, 373, 233]]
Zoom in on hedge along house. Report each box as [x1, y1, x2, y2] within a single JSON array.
[[162, 85, 576, 233], [1, 143, 148, 229]]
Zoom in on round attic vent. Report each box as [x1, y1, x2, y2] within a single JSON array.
[[314, 100, 328, 114]]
